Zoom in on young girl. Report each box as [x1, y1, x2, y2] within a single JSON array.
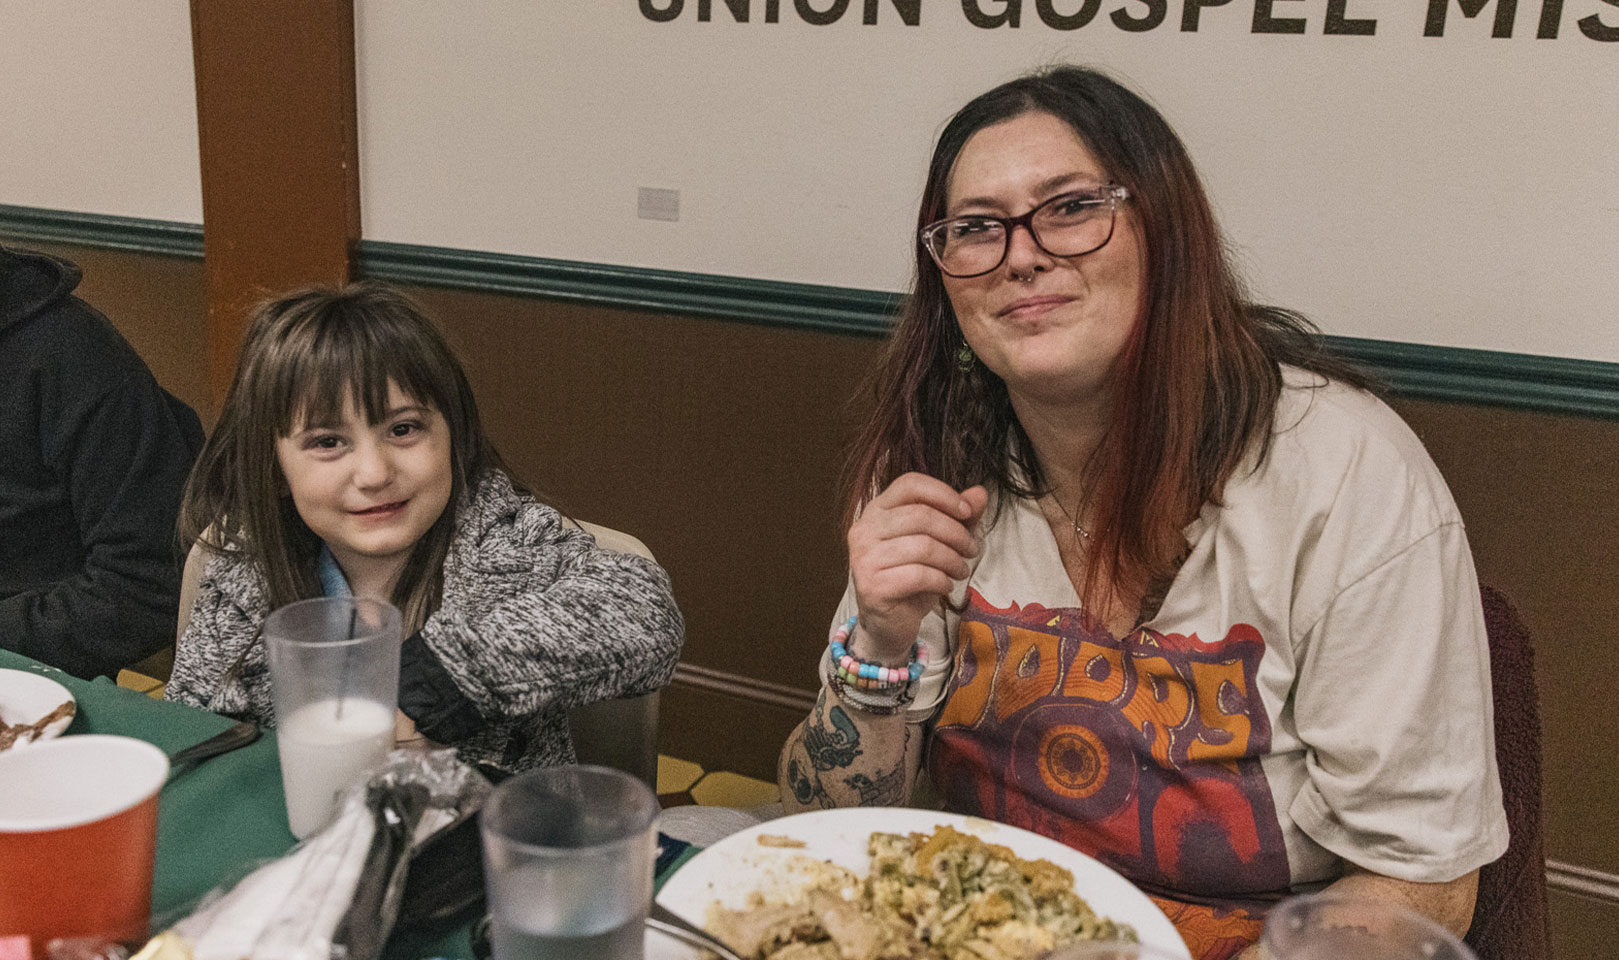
[[165, 282, 683, 773]]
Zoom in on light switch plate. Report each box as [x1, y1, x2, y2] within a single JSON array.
[[638, 187, 680, 222]]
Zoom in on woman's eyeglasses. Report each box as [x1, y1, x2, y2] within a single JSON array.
[[920, 185, 1130, 278]]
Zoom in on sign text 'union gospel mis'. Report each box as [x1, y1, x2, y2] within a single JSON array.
[[639, 0, 1619, 40]]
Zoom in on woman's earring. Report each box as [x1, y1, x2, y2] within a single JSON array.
[[955, 340, 976, 372]]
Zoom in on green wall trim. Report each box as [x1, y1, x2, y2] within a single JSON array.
[[1322, 336, 1619, 420], [358, 240, 1619, 420], [0, 204, 203, 259], [2, 205, 1614, 419], [357, 239, 901, 338]]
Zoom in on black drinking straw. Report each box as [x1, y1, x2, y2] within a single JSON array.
[[336, 605, 357, 720]]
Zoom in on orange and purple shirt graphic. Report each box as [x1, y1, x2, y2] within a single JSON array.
[[930, 589, 1290, 960]]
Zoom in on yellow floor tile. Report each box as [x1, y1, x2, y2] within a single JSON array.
[[116, 669, 161, 694], [657, 755, 705, 794], [690, 770, 779, 808]]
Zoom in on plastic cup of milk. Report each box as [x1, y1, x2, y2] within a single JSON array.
[[263, 597, 402, 839]]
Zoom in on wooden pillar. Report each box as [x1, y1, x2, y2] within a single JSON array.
[[189, 0, 360, 417]]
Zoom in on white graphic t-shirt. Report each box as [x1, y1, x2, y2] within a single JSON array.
[[827, 369, 1508, 959]]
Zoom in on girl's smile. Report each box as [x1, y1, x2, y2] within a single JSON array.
[[350, 499, 409, 519], [275, 381, 453, 599]]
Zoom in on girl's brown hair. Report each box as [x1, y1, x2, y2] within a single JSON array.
[[179, 282, 513, 627], [845, 65, 1372, 621]]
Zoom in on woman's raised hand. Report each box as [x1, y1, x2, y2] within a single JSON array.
[[847, 473, 989, 663]]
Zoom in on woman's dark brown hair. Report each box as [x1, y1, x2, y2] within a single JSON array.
[[179, 282, 514, 627], [845, 65, 1371, 621]]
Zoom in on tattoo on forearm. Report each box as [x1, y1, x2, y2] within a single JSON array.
[[785, 688, 917, 810], [784, 691, 842, 809], [804, 699, 862, 771], [786, 754, 818, 806], [844, 764, 905, 805]]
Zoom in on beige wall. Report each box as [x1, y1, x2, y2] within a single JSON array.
[[0, 0, 200, 220], [352, 4, 1619, 361]]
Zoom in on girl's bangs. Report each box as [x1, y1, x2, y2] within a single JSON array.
[[272, 305, 443, 434]]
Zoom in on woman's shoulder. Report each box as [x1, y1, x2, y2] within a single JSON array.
[[1245, 366, 1461, 526], [1273, 367, 1437, 468], [1273, 366, 1414, 448]]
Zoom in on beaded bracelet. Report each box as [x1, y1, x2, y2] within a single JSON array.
[[827, 666, 913, 716], [828, 616, 926, 691], [820, 615, 927, 715]]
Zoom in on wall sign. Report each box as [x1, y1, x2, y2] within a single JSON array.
[[638, 0, 1618, 40]]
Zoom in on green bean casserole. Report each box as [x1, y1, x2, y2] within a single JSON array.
[[705, 825, 1137, 959]]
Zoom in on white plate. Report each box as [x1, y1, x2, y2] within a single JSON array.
[[653, 807, 1191, 959], [0, 667, 76, 749]]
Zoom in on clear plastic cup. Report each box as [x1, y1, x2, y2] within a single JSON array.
[[479, 765, 660, 960], [263, 597, 402, 838], [1260, 893, 1477, 960]]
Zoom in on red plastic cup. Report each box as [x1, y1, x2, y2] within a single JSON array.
[[0, 735, 168, 960]]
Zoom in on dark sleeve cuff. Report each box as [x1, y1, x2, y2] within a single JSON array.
[[398, 630, 485, 743]]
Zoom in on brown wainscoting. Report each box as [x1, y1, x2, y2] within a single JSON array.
[[0, 240, 208, 419], [1387, 398, 1618, 960], [1391, 399, 1619, 876], [398, 283, 883, 689], [1547, 886, 1619, 960], [673, 663, 819, 715], [661, 665, 818, 782], [1548, 860, 1619, 903]]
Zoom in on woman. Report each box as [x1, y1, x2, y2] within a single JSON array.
[[778, 67, 1506, 960], [166, 283, 684, 773]]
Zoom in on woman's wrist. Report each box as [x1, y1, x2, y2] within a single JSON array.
[[823, 616, 925, 716], [847, 622, 916, 666], [833, 618, 925, 686], [823, 653, 914, 717]]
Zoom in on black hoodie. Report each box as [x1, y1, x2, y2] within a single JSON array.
[[0, 246, 204, 678]]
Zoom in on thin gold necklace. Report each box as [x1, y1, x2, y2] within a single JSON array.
[[1050, 493, 1091, 542]]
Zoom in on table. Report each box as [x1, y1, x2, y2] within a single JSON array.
[[1, 650, 700, 960], [0, 651, 294, 922]]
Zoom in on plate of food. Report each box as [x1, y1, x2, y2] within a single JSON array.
[[653, 807, 1191, 960], [0, 667, 76, 751]]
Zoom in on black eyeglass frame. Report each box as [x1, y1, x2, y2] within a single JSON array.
[[919, 184, 1131, 279]]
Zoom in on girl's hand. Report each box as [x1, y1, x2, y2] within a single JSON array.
[[394, 709, 441, 749], [847, 473, 989, 663]]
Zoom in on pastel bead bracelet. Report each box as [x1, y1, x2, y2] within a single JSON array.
[[828, 615, 925, 690]]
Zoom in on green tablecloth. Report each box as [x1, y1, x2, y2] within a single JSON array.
[[0, 652, 475, 956], [1, 651, 701, 959], [0, 650, 294, 922]]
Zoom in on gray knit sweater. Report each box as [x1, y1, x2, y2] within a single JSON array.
[[165, 471, 684, 772]]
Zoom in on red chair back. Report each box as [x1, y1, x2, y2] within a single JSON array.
[[1465, 583, 1549, 960]]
